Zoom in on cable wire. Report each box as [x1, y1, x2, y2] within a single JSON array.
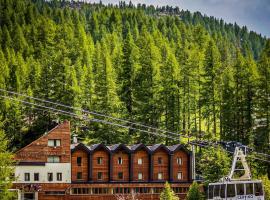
[[0, 88, 189, 138], [0, 94, 179, 141]]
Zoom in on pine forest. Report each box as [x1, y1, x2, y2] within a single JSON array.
[[0, 0, 269, 178]]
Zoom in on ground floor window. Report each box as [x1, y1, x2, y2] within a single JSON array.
[[113, 188, 130, 194], [71, 188, 91, 195]]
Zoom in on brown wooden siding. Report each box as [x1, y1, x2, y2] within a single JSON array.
[[172, 151, 189, 181], [72, 149, 89, 182], [92, 150, 109, 182], [14, 121, 71, 163], [132, 150, 149, 181], [112, 151, 129, 181], [152, 149, 169, 181]]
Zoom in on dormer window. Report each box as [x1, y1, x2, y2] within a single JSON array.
[[48, 139, 61, 147]]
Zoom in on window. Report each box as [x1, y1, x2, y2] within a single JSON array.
[[236, 184, 244, 195], [208, 185, 214, 199], [153, 188, 163, 193], [34, 173, 39, 181], [138, 158, 143, 165], [177, 172, 183, 180], [227, 184, 236, 197], [134, 187, 150, 193], [71, 188, 91, 195], [220, 184, 226, 198], [77, 157, 82, 166], [57, 173, 62, 181], [97, 172, 103, 180], [214, 185, 220, 197], [48, 173, 53, 181], [118, 172, 123, 179], [48, 139, 61, 147], [97, 157, 103, 164], [118, 157, 123, 164], [246, 183, 254, 195], [138, 173, 143, 180], [47, 156, 60, 163], [77, 172, 82, 180], [24, 173, 30, 181], [158, 172, 163, 180], [158, 157, 162, 164], [177, 157, 182, 165], [255, 183, 263, 196]]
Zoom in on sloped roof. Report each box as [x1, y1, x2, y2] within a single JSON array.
[[71, 143, 190, 154]]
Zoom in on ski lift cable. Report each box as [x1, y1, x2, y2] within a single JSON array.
[[190, 141, 270, 163], [0, 94, 179, 141], [0, 88, 189, 138], [0, 92, 270, 162]]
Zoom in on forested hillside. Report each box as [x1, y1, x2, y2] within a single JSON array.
[[0, 0, 269, 167]]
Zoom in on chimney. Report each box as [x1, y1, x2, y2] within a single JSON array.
[[73, 134, 78, 144]]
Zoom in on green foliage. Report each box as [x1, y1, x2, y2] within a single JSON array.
[[198, 147, 231, 183], [260, 175, 270, 200], [186, 182, 203, 200], [160, 182, 179, 200], [0, 0, 268, 177], [0, 129, 15, 199]]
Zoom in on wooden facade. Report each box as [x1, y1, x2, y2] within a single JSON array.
[[12, 121, 193, 200]]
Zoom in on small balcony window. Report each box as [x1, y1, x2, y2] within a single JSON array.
[[97, 172, 103, 180], [177, 157, 182, 165], [97, 157, 103, 164], [118, 157, 123, 165], [77, 172, 82, 180], [158, 157, 162, 164], [138, 173, 143, 180], [77, 157, 82, 166], [158, 172, 163, 180], [118, 172, 123, 179], [177, 172, 183, 180]]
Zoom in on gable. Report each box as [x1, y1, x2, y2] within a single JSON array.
[[15, 121, 71, 163]]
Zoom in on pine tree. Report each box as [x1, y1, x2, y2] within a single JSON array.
[[0, 129, 15, 200], [160, 182, 179, 200], [186, 182, 203, 200]]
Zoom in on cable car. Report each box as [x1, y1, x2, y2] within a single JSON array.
[[207, 147, 265, 200], [208, 180, 264, 200]]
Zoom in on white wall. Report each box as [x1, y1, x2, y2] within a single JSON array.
[[14, 163, 71, 183]]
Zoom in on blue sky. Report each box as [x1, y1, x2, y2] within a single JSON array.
[[90, 0, 270, 38]]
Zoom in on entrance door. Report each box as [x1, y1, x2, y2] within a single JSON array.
[[23, 193, 35, 200]]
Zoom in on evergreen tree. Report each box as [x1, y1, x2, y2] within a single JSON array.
[[160, 182, 179, 200], [186, 182, 203, 200], [0, 129, 15, 200]]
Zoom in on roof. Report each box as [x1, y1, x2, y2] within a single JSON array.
[[71, 143, 190, 154]]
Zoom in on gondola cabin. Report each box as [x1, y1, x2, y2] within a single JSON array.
[[208, 180, 264, 200]]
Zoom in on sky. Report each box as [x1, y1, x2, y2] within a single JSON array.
[[90, 0, 270, 38]]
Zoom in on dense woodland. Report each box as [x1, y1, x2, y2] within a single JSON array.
[[0, 0, 269, 176]]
